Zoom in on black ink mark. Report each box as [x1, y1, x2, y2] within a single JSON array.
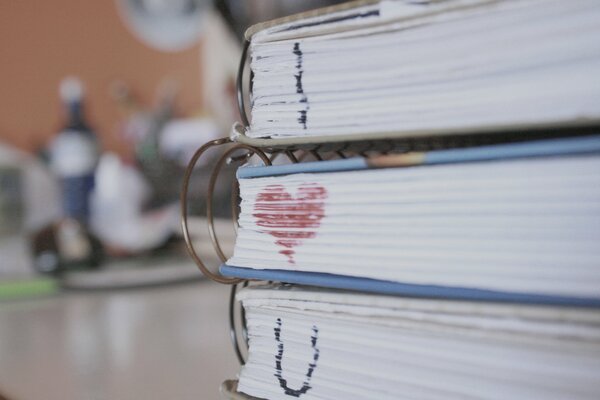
[[298, 110, 307, 128], [274, 318, 320, 397], [293, 42, 309, 129], [292, 43, 304, 96], [282, 10, 380, 32]]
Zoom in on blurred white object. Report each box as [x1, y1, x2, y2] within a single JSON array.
[[116, 0, 209, 52], [0, 143, 61, 233], [59, 77, 84, 104], [159, 117, 221, 166], [201, 9, 241, 133], [48, 76, 99, 227], [0, 143, 61, 277], [90, 153, 178, 253], [50, 77, 99, 178], [48, 133, 98, 178]]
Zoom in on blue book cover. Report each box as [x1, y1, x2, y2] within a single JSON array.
[[220, 264, 600, 307], [238, 134, 600, 179]]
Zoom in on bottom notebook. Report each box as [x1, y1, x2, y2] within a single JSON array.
[[234, 284, 600, 400], [220, 264, 600, 307]]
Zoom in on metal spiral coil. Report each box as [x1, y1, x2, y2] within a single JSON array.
[[229, 281, 249, 365], [181, 138, 271, 284], [237, 40, 252, 129], [180, 137, 361, 364]]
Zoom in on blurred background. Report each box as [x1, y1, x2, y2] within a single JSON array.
[[0, 1, 342, 399]]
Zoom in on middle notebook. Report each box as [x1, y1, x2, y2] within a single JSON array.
[[222, 136, 600, 305]]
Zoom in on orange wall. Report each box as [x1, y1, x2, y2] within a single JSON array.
[[0, 0, 204, 156]]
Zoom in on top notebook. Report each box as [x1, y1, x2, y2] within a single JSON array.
[[235, 0, 600, 146]]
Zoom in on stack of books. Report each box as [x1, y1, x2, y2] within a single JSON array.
[[214, 0, 600, 399]]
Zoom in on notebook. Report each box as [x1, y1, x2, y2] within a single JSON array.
[[235, 0, 600, 145], [234, 284, 600, 400], [222, 135, 600, 305]]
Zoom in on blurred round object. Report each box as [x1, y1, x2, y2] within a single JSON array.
[[215, 0, 347, 39], [116, 0, 209, 52]]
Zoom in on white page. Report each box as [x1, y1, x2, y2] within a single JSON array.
[[246, 0, 600, 139], [237, 286, 600, 400], [229, 154, 600, 297]]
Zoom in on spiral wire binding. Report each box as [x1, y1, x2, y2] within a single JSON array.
[[180, 132, 362, 364], [181, 138, 271, 284], [229, 281, 248, 364], [237, 40, 251, 129], [181, 131, 600, 364]]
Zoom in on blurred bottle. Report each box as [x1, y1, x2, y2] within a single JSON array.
[[39, 77, 102, 273], [50, 77, 98, 219]]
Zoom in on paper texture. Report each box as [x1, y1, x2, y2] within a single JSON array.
[[236, 285, 600, 400], [244, 0, 600, 140], [228, 151, 600, 299]]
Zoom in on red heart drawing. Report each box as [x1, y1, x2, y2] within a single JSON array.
[[253, 183, 327, 264]]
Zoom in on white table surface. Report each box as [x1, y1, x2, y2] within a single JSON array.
[[0, 280, 239, 400]]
